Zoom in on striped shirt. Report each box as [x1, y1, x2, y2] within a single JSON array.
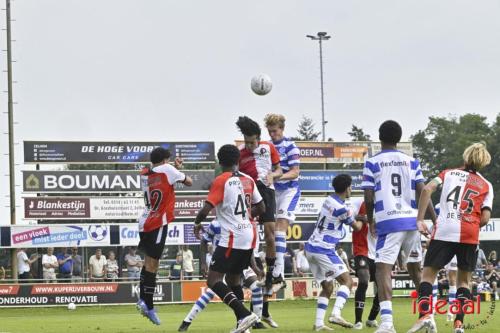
[[272, 137, 300, 191]]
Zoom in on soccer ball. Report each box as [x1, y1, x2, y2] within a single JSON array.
[[88, 225, 108, 241], [67, 302, 76, 310], [250, 73, 272, 96]]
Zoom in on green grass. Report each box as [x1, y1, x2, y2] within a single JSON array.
[[0, 298, 498, 333]]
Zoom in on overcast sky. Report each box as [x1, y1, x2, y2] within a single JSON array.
[[1, 0, 500, 223]]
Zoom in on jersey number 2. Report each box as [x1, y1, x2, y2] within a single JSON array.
[[144, 189, 162, 212]]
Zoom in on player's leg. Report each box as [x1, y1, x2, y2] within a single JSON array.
[[273, 187, 300, 288], [446, 263, 458, 322], [374, 232, 404, 333], [366, 259, 380, 328], [178, 288, 216, 331], [258, 184, 278, 291], [305, 251, 334, 331], [408, 239, 455, 333], [329, 271, 354, 328], [453, 243, 478, 333], [243, 270, 265, 329], [353, 256, 370, 329], [405, 234, 423, 290]]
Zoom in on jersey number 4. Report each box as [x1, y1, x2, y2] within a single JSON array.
[[234, 193, 251, 218], [446, 186, 479, 214], [144, 189, 163, 212]]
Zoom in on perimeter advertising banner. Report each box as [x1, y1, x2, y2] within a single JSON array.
[[234, 140, 413, 163], [9, 224, 111, 248], [22, 170, 214, 193], [24, 141, 215, 163], [299, 170, 363, 191], [23, 196, 214, 220]]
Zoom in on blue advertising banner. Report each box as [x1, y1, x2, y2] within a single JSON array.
[[298, 170, 363, 192], [24, 141, 215, 163]]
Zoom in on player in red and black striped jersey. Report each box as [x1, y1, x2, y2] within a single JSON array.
[[136, 147, 193, 325]]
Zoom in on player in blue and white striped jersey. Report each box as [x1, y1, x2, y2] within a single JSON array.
[[178, 220, 266, 331], [264, 114, 301, 291], [305, 174, 365, 331], [362, 120, 436, 333]]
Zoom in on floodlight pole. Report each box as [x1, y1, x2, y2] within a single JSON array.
[[307, 32, 331, 142]]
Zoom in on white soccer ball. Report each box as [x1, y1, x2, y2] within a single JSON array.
[[250, 73, 272, 96], [67, 302, 76, 310], [88, 225, 108, 241]]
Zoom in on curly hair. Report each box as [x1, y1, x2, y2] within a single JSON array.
[[236, 116, 261, 137], [379, 120, 402, 145], [217, 144, 240, 168], [264, 113, 286, 129]]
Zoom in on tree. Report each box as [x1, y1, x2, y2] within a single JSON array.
[[295, 115, 320, 141], [348, 125, 371, 141], [412, 113, 499, 217]]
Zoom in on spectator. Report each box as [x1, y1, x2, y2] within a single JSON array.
[[337, 247, 352, 272], [488, 250, 498, 267], [57, 248, 73, 282], [124, 247, 142, 280], [170, 254, 183, 281], [88, 248, 107, 281], [70, 247, 83, 282], [0, 266, 5, 280], [284, 246, 297, 277], [17, 248, 38, 282], [29, 253, 41, 280], [42, 247, 58, 283], [179, 245, 194, 280], [485, 263, 499, 300], [295, 243, 310, 276], [476, 247, 488, 271], [106, 251, 119, 281], [205, 245, 214, 272]]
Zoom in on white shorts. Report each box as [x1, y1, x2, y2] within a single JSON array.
[[444, 256, 458, 271], [305, 250, 348, 283], [375, 230, 422, 265], [275, 187, 301, 222]]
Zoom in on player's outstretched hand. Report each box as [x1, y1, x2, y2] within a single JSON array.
[[174, 157, 184, 169], [417, 220, 429, 238], [194, 224, 204, 240]]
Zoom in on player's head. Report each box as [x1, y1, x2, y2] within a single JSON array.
[[379, 120, 402, 146], [463, 142, 491, 172], [332, 174, 352, 197], [264, 113, 286, 142], [217, 144, 240, 169], [236, 116, 261, 151], [150, 147, 171, 165]]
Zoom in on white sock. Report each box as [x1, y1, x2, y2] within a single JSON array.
[[273, 231, 287, 278], [432, 280, 438, 316], [332, 285, 350, 317], [448, 285, 457, 313], [184, 289, 215, 322], [316, 296, 329, 327], [250, 281, 263, 319], [380, 300, 393, 326]]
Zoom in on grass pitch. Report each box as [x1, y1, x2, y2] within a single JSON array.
[[0, 298, 498, 333]]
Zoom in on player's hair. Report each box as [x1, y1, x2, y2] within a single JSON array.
[[332, 174, 352, 193], [264, 113, 286, 129], [217, 144, 240, 168], [236, 116, 261, 138], [379, 120, 402, 145], [463, 142, 491, 172], [150, 147, 171, 164]]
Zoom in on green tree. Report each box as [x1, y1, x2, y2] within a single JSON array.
[[294, 115, 320, 141], [348, 125, 371, 141]]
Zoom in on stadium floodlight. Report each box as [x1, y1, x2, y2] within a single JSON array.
[[306, 32, 331, 142]]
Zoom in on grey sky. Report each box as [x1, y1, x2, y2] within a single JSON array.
[[2, 0, 500, 223]]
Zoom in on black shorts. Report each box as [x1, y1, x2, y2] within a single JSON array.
[[424, 239, 478, 272], [210, 246, 253, 275], [138, 225, 168, 260], [354, 255, 376, 282], [257, 182, 276, 223]]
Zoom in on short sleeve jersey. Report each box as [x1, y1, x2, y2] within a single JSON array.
[[348, 197, 377, 259], [305, 194, 355, 253], [432, 168, 493, 244], [361, 150, 425, 236], [206, 171, 263, 250], [272, 137, 300, 191], [238, 142, 280, 188], [138, 163, 186, 232]]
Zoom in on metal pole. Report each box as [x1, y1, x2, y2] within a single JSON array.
[[318, 38, 326, 142], [6, 0, 18, 280]]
